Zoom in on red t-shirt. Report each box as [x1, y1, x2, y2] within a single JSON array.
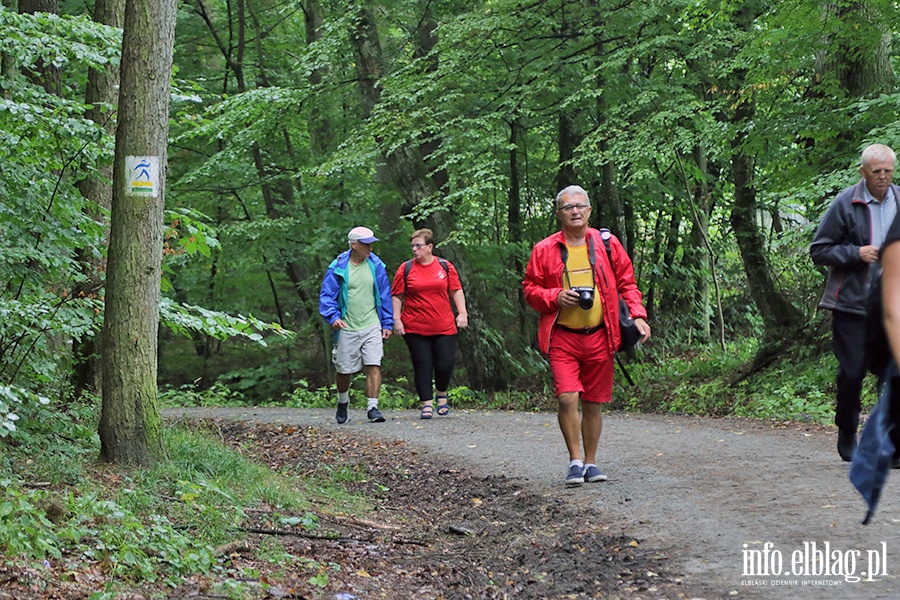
[[391, 258, 462, 335]]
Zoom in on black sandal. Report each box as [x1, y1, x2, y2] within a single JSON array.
[[420, 404, 434, 419], [436, 395, 450, 416]]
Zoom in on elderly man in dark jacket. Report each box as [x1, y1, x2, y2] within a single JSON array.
[[811, 143, 899, 461]]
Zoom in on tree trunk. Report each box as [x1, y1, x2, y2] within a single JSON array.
[[508, 118, 529, 337], [99, 0, 177, 466], [683, 146, 713, 341], [19, 0, 60, 94], [730, 145, 800, 335], [348, 0, 518, 390], [72, 0, 125, 400], [555, 111, 578, 192], [816, 2, 895, 97]]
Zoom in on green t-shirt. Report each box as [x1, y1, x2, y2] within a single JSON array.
[[344, 259, 380, 331]]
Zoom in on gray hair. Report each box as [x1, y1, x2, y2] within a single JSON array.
[[861, 144, 896, 168], [555, 185, 590, 208]]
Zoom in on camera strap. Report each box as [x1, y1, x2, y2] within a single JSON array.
[[558, 237, 596, 289]]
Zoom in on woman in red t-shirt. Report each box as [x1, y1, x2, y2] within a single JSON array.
[[391, 229, 468, 419]]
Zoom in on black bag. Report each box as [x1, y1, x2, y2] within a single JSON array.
[[600, 230, 642, 352], [617, 297, 642, 353]]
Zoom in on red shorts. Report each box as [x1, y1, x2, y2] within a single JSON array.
[[548, 326, 614, 403]]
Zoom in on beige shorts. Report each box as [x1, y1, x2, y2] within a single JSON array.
[[332, 325, 383, 374]]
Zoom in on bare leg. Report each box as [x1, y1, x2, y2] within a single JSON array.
[[557, 392, 583, 461], [581, 401, 603, 465], [336, 372, 351, 394], [364, 365, 381, 399]]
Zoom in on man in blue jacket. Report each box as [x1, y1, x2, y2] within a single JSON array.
[[811, 144, 898, 460], [319, 226, 393, 423]]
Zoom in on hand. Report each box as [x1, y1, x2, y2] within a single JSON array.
[[456, 313, 468, 329], [860, 245, 880, 264], [557, 289, 580, 308], [382, 328, 392, 340], [331, 318, 346, 330], [394, 320, 405, 336], [634, 318, 651, 343]]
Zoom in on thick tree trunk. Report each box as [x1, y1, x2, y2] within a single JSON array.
[[72, 0, 125, 400], [816, 2, 895, 97], [99, 0, 177, 466]]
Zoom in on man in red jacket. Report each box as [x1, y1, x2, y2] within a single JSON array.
[[523, 185, 650, 485]]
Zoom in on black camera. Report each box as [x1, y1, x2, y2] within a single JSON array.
[[571, 286, 594, 310]]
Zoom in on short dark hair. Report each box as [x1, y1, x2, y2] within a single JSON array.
[[411, 228, 434, 245]]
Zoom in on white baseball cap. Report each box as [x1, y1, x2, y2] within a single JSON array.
[[348, 226, 379, 244]]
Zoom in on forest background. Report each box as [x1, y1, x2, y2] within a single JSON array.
[[4, 0, 900, 596], [5, 0, 900, 433]]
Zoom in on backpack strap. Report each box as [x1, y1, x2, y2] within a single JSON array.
[[599, 228, 613, 266], [403, 258, 450, 294]]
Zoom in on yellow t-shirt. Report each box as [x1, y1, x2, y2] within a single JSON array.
[[557, 243, 604, 329]]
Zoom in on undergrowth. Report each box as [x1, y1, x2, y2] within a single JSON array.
[[0, 396, 374, 599], [612, 339, 876, 424], [1, 339, 868, 596], [161, 338, 859, 425]]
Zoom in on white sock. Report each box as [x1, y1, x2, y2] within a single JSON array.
[[367, 398, 378, 410], [569, 459, 584, 469], [584, 462, 597, 469], [338, 391, 350, 404]]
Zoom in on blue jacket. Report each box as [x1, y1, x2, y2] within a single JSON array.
[[850, 362, 900, 524], [319, 250, 393, 330]]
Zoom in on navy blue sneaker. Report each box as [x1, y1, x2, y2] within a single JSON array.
[[367, 407, 385, 423], [336, 402, 349, 424], [565, 464, 584, 486], [584, 464, 608, 482]]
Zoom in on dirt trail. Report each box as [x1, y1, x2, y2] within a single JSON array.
[[165, 406, 900, 599]]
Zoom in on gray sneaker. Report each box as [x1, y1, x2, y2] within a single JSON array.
[[583, 464, 608, 482], [565, 464, 584, 486], [367, 407, 385, 423], [336, 402, 349, 424]]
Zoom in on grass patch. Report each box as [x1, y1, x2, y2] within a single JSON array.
[[613, 339, 877, 424], [0, 397, 380, 598]]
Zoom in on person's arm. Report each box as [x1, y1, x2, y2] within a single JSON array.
[[374, 258, 393, 336], [810, 200, 872, 267], [319, 265, 343, 327], [392, 295, 405, 336], [450, 289, 468, 329], [605, 234, 647, 321], [882, 243, 900, 363], [522, 244, 567, 313]]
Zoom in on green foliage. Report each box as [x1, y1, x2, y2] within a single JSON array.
[[0, 9, 119, 403], [159, 381, 247, 407], [613, 339, 861, 425], [0, 385, 50, 439], [0, 398, 385, 594], [160, 298, 293, 347], [282, 376, 415, 409]]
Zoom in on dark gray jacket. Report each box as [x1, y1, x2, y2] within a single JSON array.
[[811, 180, 900, 315]]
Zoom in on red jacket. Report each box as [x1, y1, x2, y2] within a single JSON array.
[[522, 228, 647, 354]]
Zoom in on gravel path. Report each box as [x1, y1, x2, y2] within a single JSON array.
[[165, 406, 900, 599]]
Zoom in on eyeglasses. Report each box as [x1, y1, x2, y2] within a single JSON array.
[[558, 203, 590, 213], [410, 243, 429, 250]]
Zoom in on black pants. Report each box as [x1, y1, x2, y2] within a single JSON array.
[[832, 311, 867, 431], [403, 333, 457, 402]]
